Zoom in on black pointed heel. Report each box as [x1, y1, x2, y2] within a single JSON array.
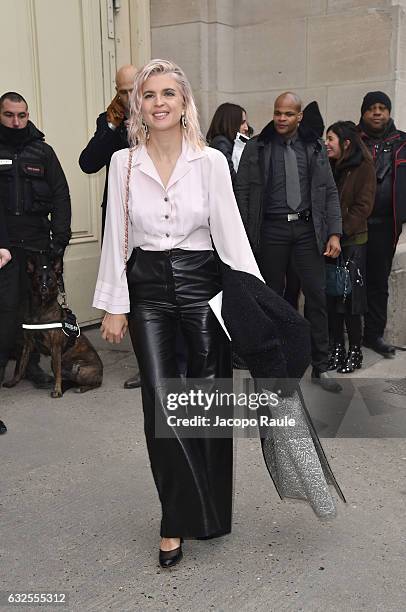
[[159, 538, 183, 568]]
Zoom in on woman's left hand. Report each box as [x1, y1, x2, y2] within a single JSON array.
[[0, 248, 12, 269], [100, 312, 128, 343], [324, 235, 341, 258]]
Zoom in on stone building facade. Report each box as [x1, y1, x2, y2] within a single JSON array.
[[151, 0, 406, 133], [151, 0, 406, 344]]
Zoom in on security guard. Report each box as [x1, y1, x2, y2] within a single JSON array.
[[0, 207, 11, 431], [0, 91, 71, 387]]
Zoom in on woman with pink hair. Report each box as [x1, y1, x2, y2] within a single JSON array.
[[93, 60, 262, 568]]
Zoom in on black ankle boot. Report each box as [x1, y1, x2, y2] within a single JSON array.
[[337, 346, 363, 374], [327, 343, 346, 371]]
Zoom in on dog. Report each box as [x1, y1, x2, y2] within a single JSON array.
[[4, 253, 103, 398]]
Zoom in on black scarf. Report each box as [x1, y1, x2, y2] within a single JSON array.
[[359, 117, 397, 142], [0, 123, 30, 149]]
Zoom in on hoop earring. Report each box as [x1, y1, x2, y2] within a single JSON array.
[[181, 112, 187, 129]]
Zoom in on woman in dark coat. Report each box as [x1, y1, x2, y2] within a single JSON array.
[[325, 121, 376, 372], [207, 102, 251, 370], [206, 102, 249, 185]]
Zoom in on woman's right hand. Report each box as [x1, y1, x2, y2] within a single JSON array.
[[101, 312, 128, 343]]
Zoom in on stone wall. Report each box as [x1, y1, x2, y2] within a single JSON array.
[[151, 1, 406, 131], [150, 0, 406, 344], [387, 244, 406, 345]]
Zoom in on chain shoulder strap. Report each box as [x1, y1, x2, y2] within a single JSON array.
[[123, 147, 134, 264]]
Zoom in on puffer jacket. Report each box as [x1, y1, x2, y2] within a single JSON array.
[[0, 121, 71, 253]]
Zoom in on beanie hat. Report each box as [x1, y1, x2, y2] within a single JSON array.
[[361, 91, 392, 116]]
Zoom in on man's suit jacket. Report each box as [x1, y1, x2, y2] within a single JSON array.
[[234, 102, 342, 255]]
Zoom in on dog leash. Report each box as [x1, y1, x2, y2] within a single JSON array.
[[57, 273, 68, 308]]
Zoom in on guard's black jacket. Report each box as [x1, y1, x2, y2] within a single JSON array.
[[0, 202, 9, 249], [0, 122, 71, 253]]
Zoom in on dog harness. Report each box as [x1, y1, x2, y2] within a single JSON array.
[[22, 309, 80, 350]]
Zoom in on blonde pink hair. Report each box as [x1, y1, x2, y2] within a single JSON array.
[[128, 59, 205, 150]]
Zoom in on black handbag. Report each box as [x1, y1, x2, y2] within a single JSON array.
[[325, 255, 352, 299]]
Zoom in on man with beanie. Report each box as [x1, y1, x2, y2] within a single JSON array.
[[0, 91, 71, 387], [358, 91, 406, 357]]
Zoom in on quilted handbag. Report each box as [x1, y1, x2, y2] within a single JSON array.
[[325, 256, 352, 299]]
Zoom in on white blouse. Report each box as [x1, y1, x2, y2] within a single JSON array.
[[93, 141, 263, 314]]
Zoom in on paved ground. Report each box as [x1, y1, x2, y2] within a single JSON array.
[[1, 329, 405, 612]]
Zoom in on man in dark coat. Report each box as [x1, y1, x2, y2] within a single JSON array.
[[0, 91, 71, 388], [358, 91, 406, 357], [0, 203, 11, 268], [0, 210, 10, 431], [235, 92, 343, 393], [0, 200, 12, 393], [79, 64, 136, 237], [79, 64, 141, 389]]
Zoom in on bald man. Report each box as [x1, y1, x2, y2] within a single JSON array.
[[79, 64, 137, 237], [79, 64, 141, 389], [235, 92, 343, 393]]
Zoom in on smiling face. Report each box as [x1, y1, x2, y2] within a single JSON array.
[[141, 73, 184, 136], [326, 129, 351, 161], [325, 130, 341, 160], [362, 102, 390, 133]]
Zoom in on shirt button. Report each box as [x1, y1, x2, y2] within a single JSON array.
[[164, 196, 168, 202], [165, 233, 170, 237], [164, 215, 169, 219]]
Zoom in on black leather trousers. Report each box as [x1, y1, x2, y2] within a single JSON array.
[[127, 248, 232, 538]]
